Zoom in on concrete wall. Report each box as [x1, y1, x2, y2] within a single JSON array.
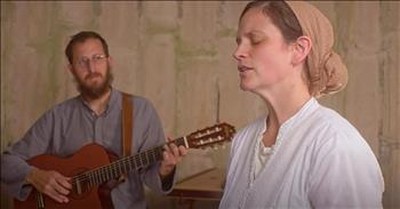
[[1, 1, 399, 208]]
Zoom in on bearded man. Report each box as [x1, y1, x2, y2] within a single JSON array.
[[1, 31, 187, 209]]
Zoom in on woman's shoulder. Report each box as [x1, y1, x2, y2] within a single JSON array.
[[311, 105, 357, 133], [306, 104, 371, 152]]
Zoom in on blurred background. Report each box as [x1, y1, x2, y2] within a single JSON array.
[[1, 1, 399, 208]]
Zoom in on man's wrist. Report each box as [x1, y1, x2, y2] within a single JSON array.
[[24, 167, 38, 185], [160, 167, 175, 191]]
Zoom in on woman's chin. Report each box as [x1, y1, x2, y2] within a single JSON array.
[[239, 83, 252, 91]]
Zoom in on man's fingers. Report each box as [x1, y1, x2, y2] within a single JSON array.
[[48, 189, 69, 203], [38, 171, 71, 203], [55, 179, 71, 195], [57, 177, 72, 190], [42, 183, 69, 203]]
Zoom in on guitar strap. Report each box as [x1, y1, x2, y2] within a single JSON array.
[[122, 92, 133, 157], [106, 92, 133, 185], [93, 92, 135, 209]]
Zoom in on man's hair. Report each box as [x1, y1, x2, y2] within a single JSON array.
[[65, 31, 109, 64]]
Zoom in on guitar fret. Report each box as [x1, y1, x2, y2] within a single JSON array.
[[88, 172, 94, 186], [104, 167, 109, 181], [109, 165, 113, 179], [96, 169, 101, 183], [135, 155, 141, 169], [96, 169, 100, 182], [148, 151, 154, 164], [84, 173, 90, 187], [115, 164, 122, 176], [90, 171, 95, 185], [98, 170, 101, 183], [95, 169, 100, 184], [112, 163, 117, 178], [119, 163, 123, 176], [128, 157, 133, 171], [107, 166, 112, 180], [101, 169, 105, 183], [105, 167, 112, 181], [115, 162, 120, 177], [131, 156, 136, 171], [106, 167, 110, 181], [110, 165, 115, 179], [103, 167, 108, 181], [142, 152, 146, 167], [149, 150, 156, 163], [110, 166, 114, 179], [138, 153, 142, 167], [107, 166, 113, 180]]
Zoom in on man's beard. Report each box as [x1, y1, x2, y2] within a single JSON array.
[[74, 65, 114, 100]]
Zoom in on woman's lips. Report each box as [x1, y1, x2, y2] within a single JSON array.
[[238, 65, 253, 73]]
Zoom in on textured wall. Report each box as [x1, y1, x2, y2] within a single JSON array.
[[1, 1, 399, 208]]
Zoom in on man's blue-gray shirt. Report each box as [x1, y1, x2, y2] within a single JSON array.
[[1, 88, 171, 209]]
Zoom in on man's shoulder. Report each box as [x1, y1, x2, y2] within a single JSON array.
[[113, 90, 156, 113], [116, 90, 153, 107], [51, 95, 81, 112]]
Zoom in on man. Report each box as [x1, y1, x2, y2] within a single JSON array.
[[1, 31, 187, 209]]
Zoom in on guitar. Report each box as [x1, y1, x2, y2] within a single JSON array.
[[14, 122, 235, 209]]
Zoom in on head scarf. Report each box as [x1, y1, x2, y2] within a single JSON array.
[[285, 1, 348, 97]]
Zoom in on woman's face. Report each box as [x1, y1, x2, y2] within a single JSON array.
[[233, 7, 296, 94]]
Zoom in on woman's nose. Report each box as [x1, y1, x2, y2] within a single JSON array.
[[233, 45, 246, 61]]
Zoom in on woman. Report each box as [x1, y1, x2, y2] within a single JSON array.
[[219, 1, 384, 208]]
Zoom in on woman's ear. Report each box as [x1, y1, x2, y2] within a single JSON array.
[[67, 63, 73, 73], [291, 36, 312, 65]]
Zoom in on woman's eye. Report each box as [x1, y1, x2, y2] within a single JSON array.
[[251, 38, 262, 45], [249, 34, 264, 45]]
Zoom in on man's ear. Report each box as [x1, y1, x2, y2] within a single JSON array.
[[107, 56, 114, 68], [291, 36, 312, 65]]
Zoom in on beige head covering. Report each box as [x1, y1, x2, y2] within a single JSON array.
[[285, 1, 348, 97]]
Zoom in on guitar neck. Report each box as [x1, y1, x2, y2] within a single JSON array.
[[72, 137, 187, 188], [70, 122, 235, 192]]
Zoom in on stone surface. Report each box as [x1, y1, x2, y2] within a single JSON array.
[[1, 1, 399, 208]]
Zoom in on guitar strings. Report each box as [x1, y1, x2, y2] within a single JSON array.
[[70, 125, 232, 187], [71, 147, 163, 186]]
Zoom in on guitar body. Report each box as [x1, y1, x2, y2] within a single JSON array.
[[14, 143, 114, 209], [13, 123, 236, 209]]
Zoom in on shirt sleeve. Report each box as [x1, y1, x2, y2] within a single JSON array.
[[136, 98, 175, 194], [1, 110, 55, 200], [308, 130, 384, 209]]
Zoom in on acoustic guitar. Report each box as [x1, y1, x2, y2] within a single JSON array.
[[13, 122, 235, 209]]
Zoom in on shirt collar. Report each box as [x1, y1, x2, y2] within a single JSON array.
[[79, 87, 117, 116], [280, 97, 319, 133], [261, 97, 319, 134]]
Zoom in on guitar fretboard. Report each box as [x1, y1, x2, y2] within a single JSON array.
[[71, 137, 186, 192]]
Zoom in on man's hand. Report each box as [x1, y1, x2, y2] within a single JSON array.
[[25, 167, 71, 203], [159, 138, 188, 178]]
